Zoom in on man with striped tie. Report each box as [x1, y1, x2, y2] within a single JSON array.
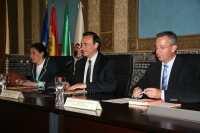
[[131, 31, 200, 103], [66, 31, 117, 93]]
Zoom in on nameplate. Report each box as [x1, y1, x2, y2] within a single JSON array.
[[64, 97, 102, 111], [0, 90, 24, 99], [64, 106, 102, 116]]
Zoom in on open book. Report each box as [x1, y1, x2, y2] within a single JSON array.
[[129, 99, 163, 106]]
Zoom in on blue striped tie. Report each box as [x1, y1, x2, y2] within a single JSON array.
[[162, 64, 168, 90]]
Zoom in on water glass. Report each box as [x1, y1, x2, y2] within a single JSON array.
[[0, 74, 9, 90], [5, 74, 10, 89]]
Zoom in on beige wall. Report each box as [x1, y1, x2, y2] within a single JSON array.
[[85, 0, 200, 53], [87, 0, 128, 52], [88, 0, 100, 36], [113, 0, 128, 52]]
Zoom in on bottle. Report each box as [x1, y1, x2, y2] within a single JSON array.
[[0, 74, 5, 93], [55, 77, 64, 106], [0, 82, 3, 94]]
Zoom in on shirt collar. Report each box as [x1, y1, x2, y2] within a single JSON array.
[[87, 51, 98, 63], [162, 55, 176, 67]]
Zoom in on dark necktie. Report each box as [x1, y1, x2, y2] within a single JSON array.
[[162, 64, 168, 90], [86, 60, 91, 83]]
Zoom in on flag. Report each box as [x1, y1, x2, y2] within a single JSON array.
[[62, 4, 71, 56], [41, 8, 49, 50], [74, 1, 84, 46], [49, 5, 59, 56]]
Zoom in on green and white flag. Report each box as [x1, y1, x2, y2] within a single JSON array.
[[62, 3, 71, 56]]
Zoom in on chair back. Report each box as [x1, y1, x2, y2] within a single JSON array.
[[107, 55, 133, 96], [50, 56, 74, 82], [177, 54, 200, 83]]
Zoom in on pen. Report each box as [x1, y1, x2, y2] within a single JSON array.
[[135, 90, 145, 100], [140, 91, 145, 95]]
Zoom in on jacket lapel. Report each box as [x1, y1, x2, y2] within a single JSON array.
[[92, 53, 101, 82], [154, 61, 162, 88], [168, 56, 181, 90], [80, 57, 87, 81], [32, 63, 37, 82], [38, 57, 49, 81]]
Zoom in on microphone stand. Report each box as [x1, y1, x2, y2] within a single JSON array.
[[46, 60, 74, 83]]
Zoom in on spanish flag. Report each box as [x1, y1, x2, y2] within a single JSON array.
[[49, 4, 59, 56]]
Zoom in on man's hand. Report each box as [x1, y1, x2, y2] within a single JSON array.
[[144, 88, 161, 99], [67, 83, 86, 90], [65, 82, 70, 90], [132, 87, 143, 98]]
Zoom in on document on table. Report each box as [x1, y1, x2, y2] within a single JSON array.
[[102, 98, 131, 104], [7, 86, 38, 90]]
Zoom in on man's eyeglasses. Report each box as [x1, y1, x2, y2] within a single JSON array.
[[153, 45, 172, 51]]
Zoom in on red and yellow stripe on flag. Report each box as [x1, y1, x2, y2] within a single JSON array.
[[49, 5, 59, 56]]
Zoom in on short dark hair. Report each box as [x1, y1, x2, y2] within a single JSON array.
[[156, 31, 177, 45], [83, 31, 101, 51], [30, 43, 47, 58]]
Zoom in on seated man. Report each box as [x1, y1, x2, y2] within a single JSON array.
[[66, 31, 117, 93], [131, 31, 200, 103]]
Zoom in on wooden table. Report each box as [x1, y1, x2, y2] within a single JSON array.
[[0, 92, 200, 133]]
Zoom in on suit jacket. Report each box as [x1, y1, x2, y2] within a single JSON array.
[[131, 56, 200, 103], [70, 53, 117, 93], [31, 57, 59, 88]]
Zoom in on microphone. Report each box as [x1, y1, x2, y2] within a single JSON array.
[[46, 59, 74, 83]]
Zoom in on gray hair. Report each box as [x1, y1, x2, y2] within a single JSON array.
[[156, 31, 177, 45]]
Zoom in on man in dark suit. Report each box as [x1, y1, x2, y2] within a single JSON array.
[[131, 31, 200, 103], [66, 31, 117, 93]]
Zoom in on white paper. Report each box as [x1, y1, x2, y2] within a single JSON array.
[[149, 102, 181, 108], [102, 98, 132, 104]]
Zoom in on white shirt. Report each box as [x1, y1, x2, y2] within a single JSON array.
[[36, 59, 45, 76], [35, 59, 46, 88], [161, 55, 176, 100], [83, 52, 98, 83]]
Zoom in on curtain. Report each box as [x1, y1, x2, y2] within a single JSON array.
[[0, 0, 7, 74]]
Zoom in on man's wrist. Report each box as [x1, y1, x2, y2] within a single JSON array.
[[131, 94, 138, 99], [161, 90, 165, 101]]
